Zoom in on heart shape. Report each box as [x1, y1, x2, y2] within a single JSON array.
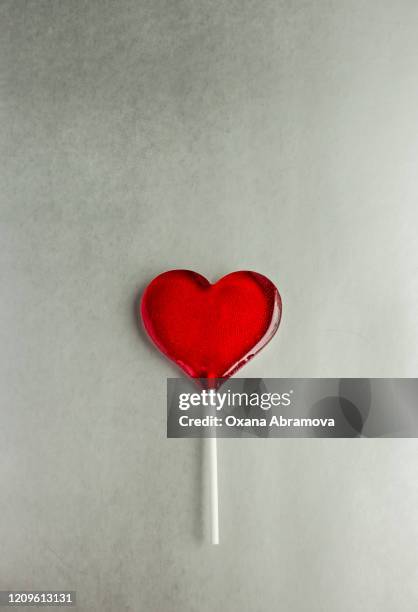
[[140, 270, 282, 380]]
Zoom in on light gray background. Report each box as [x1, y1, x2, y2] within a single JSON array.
[[1, 1, 418, 611]]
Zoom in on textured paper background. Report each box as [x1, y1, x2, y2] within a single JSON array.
[[1, 1, 418, 610]]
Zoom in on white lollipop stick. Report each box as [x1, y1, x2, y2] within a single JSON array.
[[209, 435, 219, 544]]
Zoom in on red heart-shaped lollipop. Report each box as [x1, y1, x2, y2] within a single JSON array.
[[140, 270, 282, 380]]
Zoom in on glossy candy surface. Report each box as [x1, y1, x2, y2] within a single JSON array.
[[140, 270, 282, 380]]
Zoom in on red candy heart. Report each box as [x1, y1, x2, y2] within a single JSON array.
[[140, 270, 282, 380]]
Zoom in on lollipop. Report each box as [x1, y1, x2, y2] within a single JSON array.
[[140, 270, 282, 543]]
